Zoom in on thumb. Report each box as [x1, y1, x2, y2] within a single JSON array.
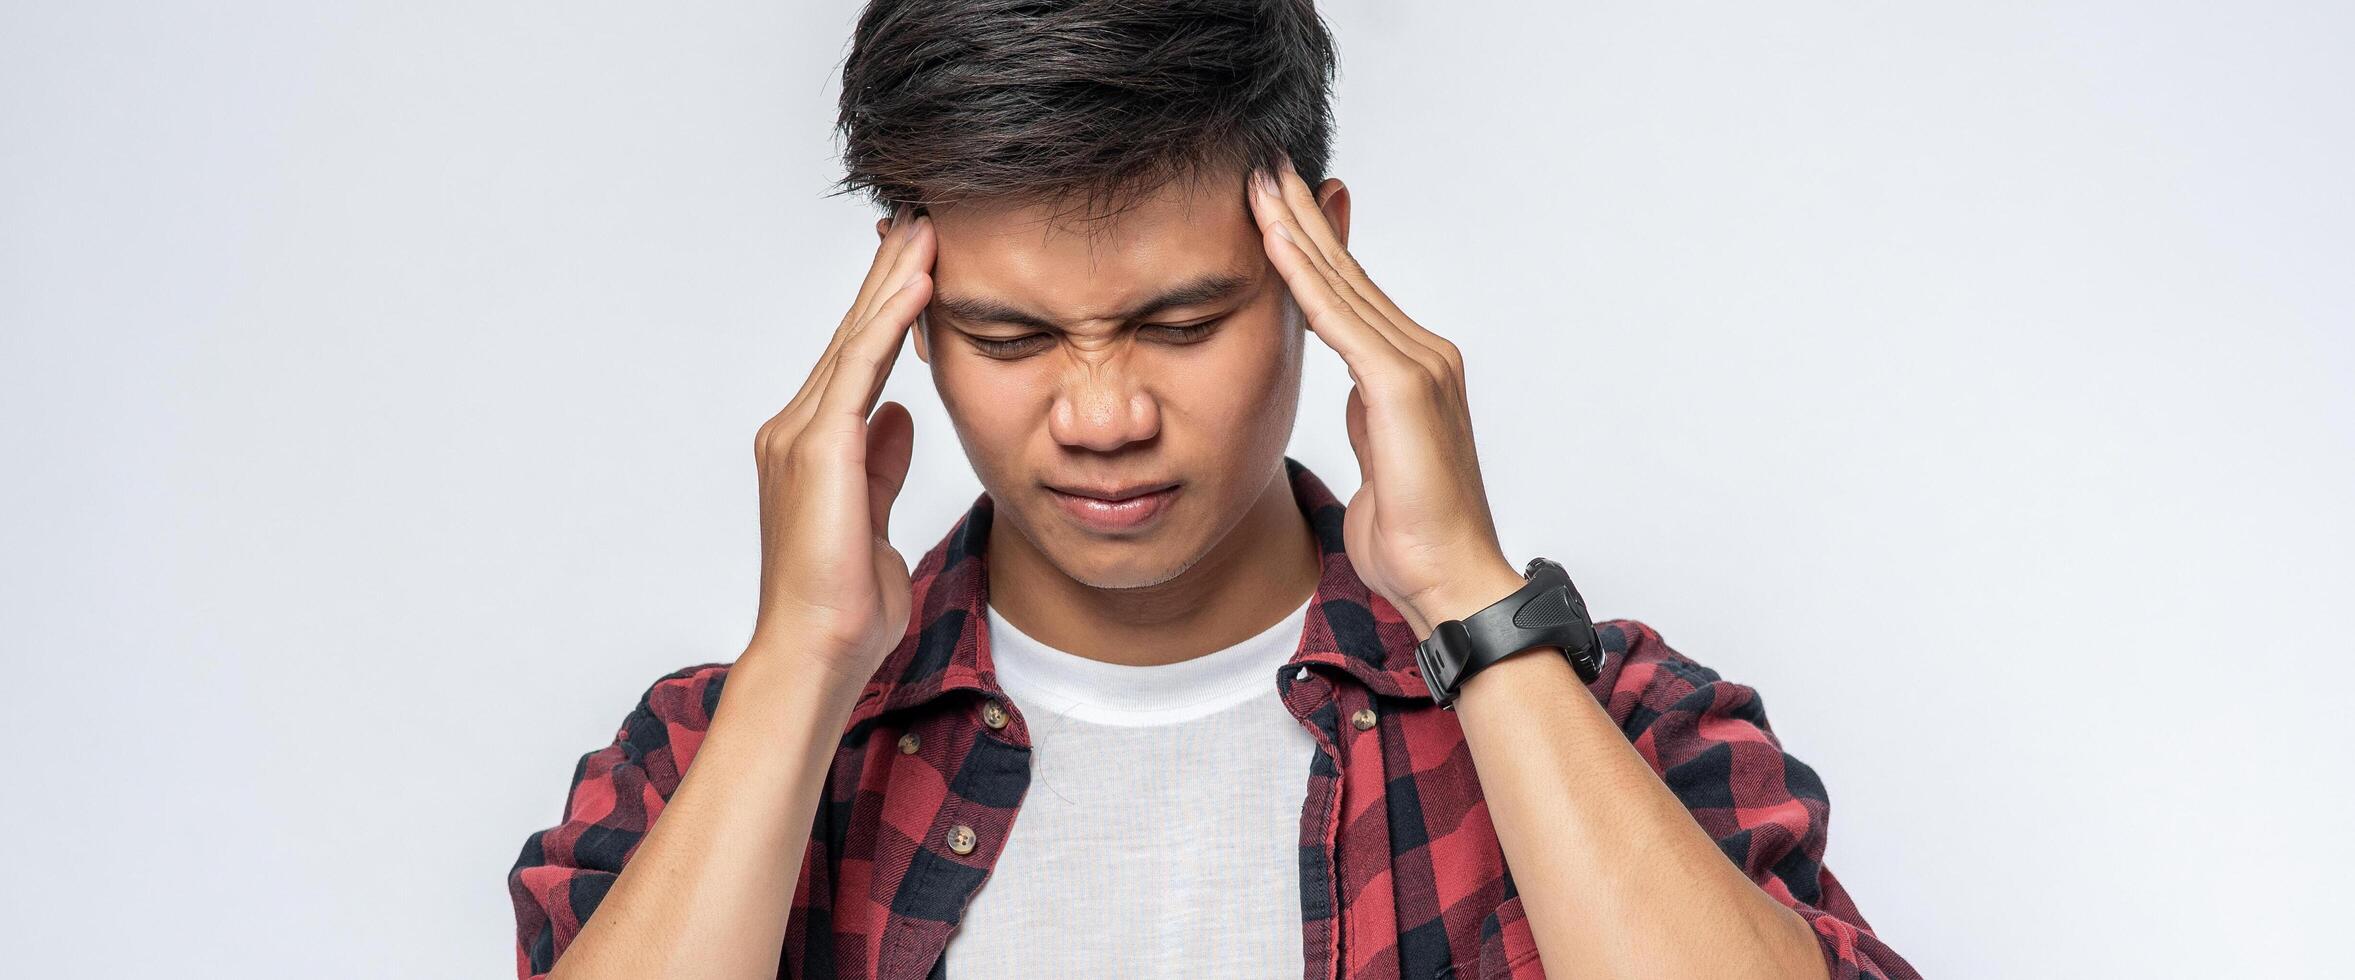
[[1344, 385, 1374, 482], [864, 400, 915, 539]]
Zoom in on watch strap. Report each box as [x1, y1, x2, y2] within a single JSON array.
[[1414, 558, 1604, 709]]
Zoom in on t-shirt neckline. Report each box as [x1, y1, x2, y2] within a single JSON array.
[[984, 596, 1315, 727]]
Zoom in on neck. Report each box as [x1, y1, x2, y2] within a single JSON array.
[[984, 464, 1321, 668]]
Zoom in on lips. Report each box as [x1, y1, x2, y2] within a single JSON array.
[[1046, 481, 1179, 502], [1045, 480, 1181, 533]]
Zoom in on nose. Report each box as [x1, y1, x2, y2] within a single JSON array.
[[1047, 359, 1161, 452]]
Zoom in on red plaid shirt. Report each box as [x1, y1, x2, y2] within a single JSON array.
[[510, 458, 1916, 979]]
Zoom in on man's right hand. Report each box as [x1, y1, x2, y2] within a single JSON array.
[[535, 212, 940, 980], [746, 205, 936, 691]]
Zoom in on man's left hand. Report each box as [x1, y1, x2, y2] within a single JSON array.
[[1247, 156, 1529, 639]]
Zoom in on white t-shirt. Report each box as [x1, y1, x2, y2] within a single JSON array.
[[945, 596, 1319, 978]]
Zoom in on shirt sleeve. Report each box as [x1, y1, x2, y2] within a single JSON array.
[[505, 663, 730, 979], [1600, 621, 1920, 980]]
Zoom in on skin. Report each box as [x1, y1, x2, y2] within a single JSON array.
[[899, 162, 1828, 979], [542, 161, 1827, 980], [902, 169, 1323, 665], [1238, 158, 1832, 980]]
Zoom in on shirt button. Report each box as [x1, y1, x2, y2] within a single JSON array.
[[1294, 666, 1311, 682], [1350, 707, 1378, 731], [981, 700, 1009, 730], [946, 824, 978, 855], [897, 732, 920, 755]]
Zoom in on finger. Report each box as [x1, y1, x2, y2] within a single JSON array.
[[1271, 160, 1450, 386], [1338, 266, 1461, 380], [1271, 159, 1450, 369], [1256, 174, 1469, 424], [1252, 160, 1431, 379], [799, 217, 936, 430], [1249, 169, 1412, 355], [1344, 262, 1463, 384], [1258, 162, 1392, 332], [1254, 205, 1421, 389], [815, 256, 933, 425], [777, 210, 913, 440], [784, 206, 921, 419], [837, 219, 936, 416], [1248, 175, 1410, 371], [844, 205, 926, 333]]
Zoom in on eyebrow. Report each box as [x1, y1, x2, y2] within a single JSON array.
[[930, 271, 1254, 331]]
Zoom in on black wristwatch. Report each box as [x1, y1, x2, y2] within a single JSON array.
[[1413, 557, 1604, 710]]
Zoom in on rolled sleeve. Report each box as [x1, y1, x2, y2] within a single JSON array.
[[1600, 622, 1919, 980], [506, 663, 729, 979]]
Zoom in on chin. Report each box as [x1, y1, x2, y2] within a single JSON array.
[[1019, 504, 1206, 591]]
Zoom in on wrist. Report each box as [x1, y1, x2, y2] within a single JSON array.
[[736, 639, 878, 714], [1398, 561, 1528, 638]]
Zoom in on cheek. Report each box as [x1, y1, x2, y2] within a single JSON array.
[[1166, 318, 1301, 429], [932, 356, 1047, 446], [1239, 310, 1306, 392]]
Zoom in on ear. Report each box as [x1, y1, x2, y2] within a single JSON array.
[[874, 215, 893, 241], [1314, 178, 1352, 249]]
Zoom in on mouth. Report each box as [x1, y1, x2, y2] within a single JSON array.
[[1048, 480, 1179, 503], [1044, 480, 1181, 534]]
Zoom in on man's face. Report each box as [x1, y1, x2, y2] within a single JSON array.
[[903, 169, 1326, 589]]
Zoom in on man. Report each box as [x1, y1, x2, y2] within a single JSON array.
[[508, 2, 1917, 978]]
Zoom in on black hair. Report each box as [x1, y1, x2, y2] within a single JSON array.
[[834, 0, 1338, 224]]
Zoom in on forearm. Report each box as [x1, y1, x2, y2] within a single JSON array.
[[1455, 649, 1826, 980], [547, 648, 860, 980]]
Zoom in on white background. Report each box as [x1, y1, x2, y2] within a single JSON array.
[[4, 1, 2349, 976]]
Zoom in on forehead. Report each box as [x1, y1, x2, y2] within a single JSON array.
[[926, 172, 1262, 323]]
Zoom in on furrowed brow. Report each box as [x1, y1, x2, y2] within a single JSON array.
[[933, 271, 1253, 330]]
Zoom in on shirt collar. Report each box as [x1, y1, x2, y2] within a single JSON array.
[[847, 456, 1432, 727]]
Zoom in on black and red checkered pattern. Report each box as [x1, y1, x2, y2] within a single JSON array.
[[510, 458, 1917, 979]]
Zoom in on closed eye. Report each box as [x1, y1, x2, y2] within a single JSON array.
[[1142, 318, 1224, 345], [964, 318, 1226, 360]]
